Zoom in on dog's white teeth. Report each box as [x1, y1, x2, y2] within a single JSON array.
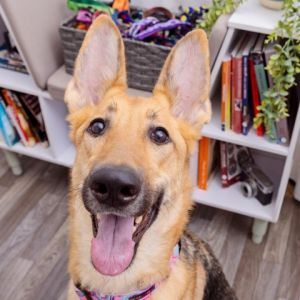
[[134, 216, 143, 226]]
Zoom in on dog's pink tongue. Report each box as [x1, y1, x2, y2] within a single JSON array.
[[91, 215, 135, 276]]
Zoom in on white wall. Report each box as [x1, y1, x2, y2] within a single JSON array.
[[130, 0, 212, 12]]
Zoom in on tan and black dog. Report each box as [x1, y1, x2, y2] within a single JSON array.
[[65, 15, 237, 300]]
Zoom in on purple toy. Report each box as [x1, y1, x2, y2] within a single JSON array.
[[132, 19, 191, 41]]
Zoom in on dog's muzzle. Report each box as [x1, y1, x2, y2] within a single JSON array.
[[81, 165, 163, 276]]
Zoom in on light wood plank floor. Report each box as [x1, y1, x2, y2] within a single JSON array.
[[0, 155, 299, 300]]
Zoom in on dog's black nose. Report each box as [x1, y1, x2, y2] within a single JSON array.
[[89, 166, 141, 207]]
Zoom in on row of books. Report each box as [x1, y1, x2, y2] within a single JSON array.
[[0, 89, 48, 147], [197, 138, 274, 206], [221, 32, 289, 145], [0, 31, 28, 74]]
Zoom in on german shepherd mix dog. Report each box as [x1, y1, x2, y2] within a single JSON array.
[[65, 15, 237, 300]]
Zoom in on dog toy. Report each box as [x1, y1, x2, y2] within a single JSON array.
[[112, 0, 129, 12], [128, 18, 191, 41], [67, 0, 114, 15], [179, 7, 208, 26], [143, 7, 174, 22]]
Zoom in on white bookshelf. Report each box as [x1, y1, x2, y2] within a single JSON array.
[[0, 68, 50, 99], [193, 176, 277, 221], [0, 140, 58, 165], [202, 102, 289, 157], [228, 0, 282, 34], [191, 0, 300, 236], [191, 148, 286, 222]]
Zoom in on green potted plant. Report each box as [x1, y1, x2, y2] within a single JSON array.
[[198, 0, 300, 141]]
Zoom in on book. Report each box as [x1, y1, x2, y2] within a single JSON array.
[[4, 103, 28, 146], [251, 35, 268, 99], [276, 118, 290, 145], [231, 33, 247, 134], [251, 34, 277, 140], [249, 35, 264, 137], [197, 137, 218, 190], [220, 142, 242, 187], [17, 93, 44, 127], [17, 93, 49, 147], [1, 89, 36, 146], [241, 33, 258, 135], [221, 56, 231, 131], [264, 41, 290, 145], [0, 31, 28, 74], [0, 96, 19, 146], [287, 74, 300, 138], [263, 41, 276, 87]]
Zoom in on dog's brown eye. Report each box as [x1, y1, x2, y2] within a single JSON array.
[[150, 127, 170, 145], [87, 118, 106, 137]]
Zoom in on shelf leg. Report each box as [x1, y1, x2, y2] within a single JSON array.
[[252, 219, 268, 244], [293, 171, 300, 202], [2, 150, 23, 176]]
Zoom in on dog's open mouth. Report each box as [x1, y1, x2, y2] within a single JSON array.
[[90, 194, 163, 276]]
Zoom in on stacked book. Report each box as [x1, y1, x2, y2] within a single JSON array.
[[0, 31, 28, 74], [221, 32, 290, 145], [197, 137, 219, 190], [0, 89, 48, 147]]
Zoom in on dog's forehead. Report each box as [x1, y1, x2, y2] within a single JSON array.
[[103, 93, 171, 120]]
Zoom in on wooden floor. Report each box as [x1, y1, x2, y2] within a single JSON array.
[[0, 155, 299, 300]]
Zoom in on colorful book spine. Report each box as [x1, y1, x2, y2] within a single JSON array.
[[0, 98, 19, 146], [252, 53, 277, 140], [276, 118, 289, 145], [1, 89, 36, 146], [249, 57, 264, 136], [221, 59, 231, 131], [5, 104, 28, 146], [17, 93, 49, 147], [231, 55, 243, 134], [242, 54, 251, 135], [253, 57, 268, 100], [220, 142, 241, 187], [263, 42, 290, 144], [198, 137, 209, 190]]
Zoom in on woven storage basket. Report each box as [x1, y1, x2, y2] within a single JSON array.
[[59, 16, 171, 91]]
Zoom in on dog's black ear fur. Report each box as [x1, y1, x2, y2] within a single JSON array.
[[65, 15, 127, 112], [153, 30, 211, 129]]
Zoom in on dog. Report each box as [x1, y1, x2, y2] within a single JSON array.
[[65, 15, 237, 300]]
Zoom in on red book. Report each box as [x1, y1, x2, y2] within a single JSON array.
[[231, 34, 248, 134], [249, 57, 264, 136], [231, 56, 243, 133], [220, 142, 242, 187]]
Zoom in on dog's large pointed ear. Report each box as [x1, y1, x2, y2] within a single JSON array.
[[65, 15, 126, 112], [153, 29, 211, 129]]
